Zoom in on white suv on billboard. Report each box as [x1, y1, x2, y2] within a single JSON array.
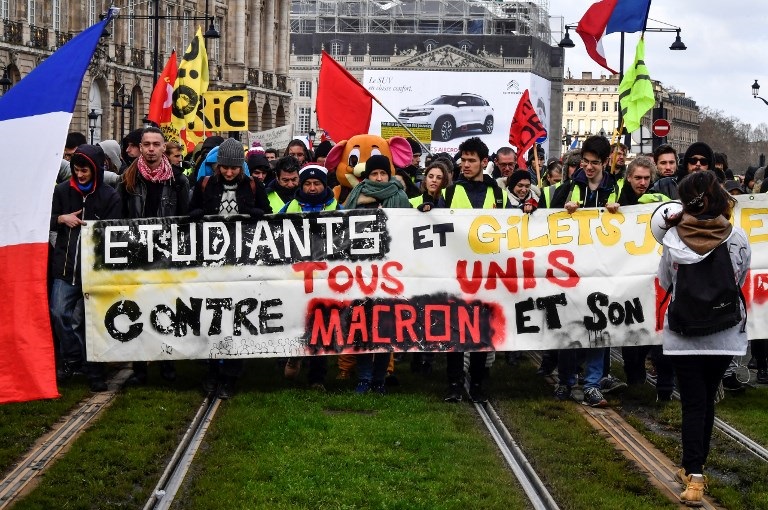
[[397, 93, 494, 142]]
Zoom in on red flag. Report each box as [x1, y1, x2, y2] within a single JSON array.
[[316, 51, 374, 141], [508, 90, 546, 169], [148, 51, 177, 125]]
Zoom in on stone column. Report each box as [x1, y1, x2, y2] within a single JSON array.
[[232, 0, 246, 65], [247, 0, 262, 68], [263, 0, 275, 72]]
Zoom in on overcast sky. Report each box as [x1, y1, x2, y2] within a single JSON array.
[[549, 0, 768, 131]]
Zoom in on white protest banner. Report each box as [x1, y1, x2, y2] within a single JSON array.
[[248, 124, 294, 152], [82, 195, 768, 361]]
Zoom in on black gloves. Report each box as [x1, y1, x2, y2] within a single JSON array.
[[249, 208, 265, 220]]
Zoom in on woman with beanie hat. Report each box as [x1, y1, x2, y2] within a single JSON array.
[[505, 170, 539, 214], [188, 138, 271, 398], [344, 155, 411, 394]]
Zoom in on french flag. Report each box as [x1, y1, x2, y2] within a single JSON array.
[[0, 13, 112, 403], [576, 0, 651, 74]]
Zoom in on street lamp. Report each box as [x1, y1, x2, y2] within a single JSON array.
[[88, 109, 101, 144], [0, 65, 12, 96], [112, 84, 133, 141], [752, 80, 768, 107], [109, 0, 220, 87], [558, 20, 687, 146], [308, 128, 316, 148]]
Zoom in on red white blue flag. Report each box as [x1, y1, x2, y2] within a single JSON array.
[[576, 0, 652, 74], [0, 12, 113, 403]]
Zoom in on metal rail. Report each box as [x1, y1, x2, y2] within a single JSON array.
[[0, 368, 132, 509], [144, 395, 221, 510], [608, 349, 768, 463], [470, 388, 560, 510]]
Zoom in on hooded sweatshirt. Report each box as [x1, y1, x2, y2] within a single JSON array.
[[50, 144, 122, 285], [658, 213, 750, 355]]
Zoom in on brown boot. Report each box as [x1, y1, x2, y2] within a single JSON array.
[[679, 474, 706, 507]]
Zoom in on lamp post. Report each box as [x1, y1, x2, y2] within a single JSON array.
[[0, 66, 12, 96], [308, 128, 316, 149], [112, 84, 133, 141], [559, 20, 686, 147], [752, 80, 768, 107], [88, 109, 101, 144], [110, 1, 220, 87]]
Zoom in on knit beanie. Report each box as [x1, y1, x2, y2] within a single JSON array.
[[506, 170, 532, 190], [299, 164, 328, 187], [362, 154, 391, 180], [247, 152, 270, 171], [217, 138, 245, 167], [314, 140, 333, 159]]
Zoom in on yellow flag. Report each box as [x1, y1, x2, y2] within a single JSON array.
[[618, 38, 654, 134], [171, 27, 209, 132]]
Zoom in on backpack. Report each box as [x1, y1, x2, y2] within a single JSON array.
[[658, 242, 746, 336]]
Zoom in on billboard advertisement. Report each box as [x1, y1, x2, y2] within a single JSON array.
[[363, 70, 551, 158]]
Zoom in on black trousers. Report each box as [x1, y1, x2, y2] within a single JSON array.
[[671, 354, 731, 475], [446, 351, 487, 385], [752, 339, 768, 370], [621, 345, 675, 393]]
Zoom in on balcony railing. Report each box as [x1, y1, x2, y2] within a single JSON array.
[[55, 30, 72, 48], [130, 47, 145, 67], [115, 44, 126, 65], [262, 72, 273, 89], [276, 75, 287, 92], [29, 25, 48, 49], [247, 68, 259, 86], [4, 20, 22, 44]]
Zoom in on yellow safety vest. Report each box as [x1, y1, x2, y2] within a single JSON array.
[[267, 191, 286, 213], [615, 178, 670, 204], [284, 199, 338, 213], [447, 184, 507, 209], [566, 180, 618, 206]]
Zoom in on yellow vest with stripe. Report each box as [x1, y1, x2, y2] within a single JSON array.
[[409, 189, 446, 208], [447, 184, 507, 209], [283, 198, 338, 213], [566, 180, 619, 206], [267, 191, 286, 213], [541, 182, 562, 208], [615, 178, 670, 204]]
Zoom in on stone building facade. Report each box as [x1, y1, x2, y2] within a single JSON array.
[[0, 0, 291, 144], [562, 71, 699, 156]]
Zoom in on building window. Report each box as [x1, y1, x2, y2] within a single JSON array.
[[52, 0, 60, 30], [578, 101, 585, 112], [602, 101, 609, 112], [614, 101, 619, 112], [212, 16, 222, 61], [590, 119, 597, 133], [27, 0, 35, 24], [566, 119, 573, 132], [578, 119, 585, 134], [331, 41, 343, 56], [426, 43, 433, 51], [183, 10, 190, 51], [298, 106, 311, 134], [128, 0, 135, 48], [147, 1, 154, 51], [165, 5, 173, 55], [1, 0, 8, 20], [567, 101, 573, 112], [590, 101, 597, 112], [461, 43, 469, 52], [299, 80, 312, 98]]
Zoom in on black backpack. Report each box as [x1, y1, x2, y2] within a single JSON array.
[[659, 242, 746, 336]]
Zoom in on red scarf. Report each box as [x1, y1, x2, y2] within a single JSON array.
[[137, 155, 173, 183]]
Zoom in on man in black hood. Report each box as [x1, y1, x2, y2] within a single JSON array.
[[50, 144, 121, 392], [649, 141, 716, 200]]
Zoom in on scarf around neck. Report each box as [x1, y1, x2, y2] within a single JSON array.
[[137, 155, 173, 183], [345, 179, 411, 209]]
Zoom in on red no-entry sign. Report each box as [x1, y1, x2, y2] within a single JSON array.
[[652, 119, 670, 137]]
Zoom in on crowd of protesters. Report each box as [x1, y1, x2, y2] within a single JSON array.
[[50, 128, 766, 396]]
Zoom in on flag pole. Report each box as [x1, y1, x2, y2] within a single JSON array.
[[533, 144, 542, 185], [610, 120, 624, 174], [370, 95, 432, 156]]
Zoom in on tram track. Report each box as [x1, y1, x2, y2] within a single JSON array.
[[469, 386, 560, 510], [0, 368, 132, 509], [607, 349, 768, 463]]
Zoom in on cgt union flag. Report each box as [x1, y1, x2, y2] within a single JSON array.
[[0, 13, 112, 403]]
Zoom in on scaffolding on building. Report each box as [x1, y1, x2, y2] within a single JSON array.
[[290, 0, 551, 43]]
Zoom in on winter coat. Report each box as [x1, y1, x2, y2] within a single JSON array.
[[658, 223, 750, 356], [189, 173, 271, 216], [50, 145, 122, 285], [550, 168, 618, 209], [117, 161, 190, 219]]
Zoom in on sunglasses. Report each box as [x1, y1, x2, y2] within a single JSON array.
[[687, 157, 709, 166]]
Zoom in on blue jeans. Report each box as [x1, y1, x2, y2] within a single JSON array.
[[357, 353, 389, 385], [50, 279, 85, 365], [558, 347, 605, 389]]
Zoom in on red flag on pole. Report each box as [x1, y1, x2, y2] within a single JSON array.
[[148, 51, 177, 125], [316, 51, 374, 141], [508, 90, 546, 169]]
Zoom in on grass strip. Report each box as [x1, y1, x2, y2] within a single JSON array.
[[491, 360, 677, 510], [178, 358, 529, 510], [0, 379, 90, 475], [10, 361, 206, 510]]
